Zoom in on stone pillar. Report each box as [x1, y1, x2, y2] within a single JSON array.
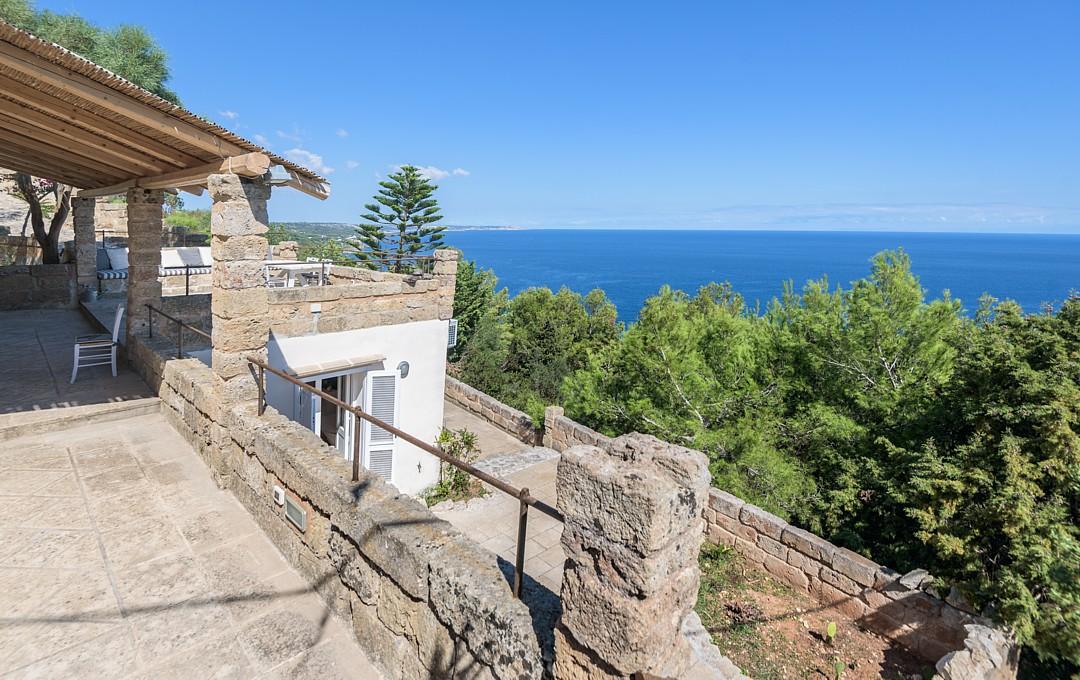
[[72, 196, 97, 293], [554, 433, 711, 679], [125, 188, 164, 343], [209, 173, 270, 399], [433, 248, 459, 320]]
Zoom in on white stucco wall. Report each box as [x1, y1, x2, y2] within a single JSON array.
[[265, 319, 448, 495]]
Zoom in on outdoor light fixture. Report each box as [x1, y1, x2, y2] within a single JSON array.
[[397, 361, 410, 379]]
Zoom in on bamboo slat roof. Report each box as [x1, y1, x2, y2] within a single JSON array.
[[0, 20, 329, 198]]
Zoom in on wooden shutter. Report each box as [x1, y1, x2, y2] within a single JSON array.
[[363, 370, 398, 482], [447, 318, 458, 348]]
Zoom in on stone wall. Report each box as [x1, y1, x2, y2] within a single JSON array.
[[543, 406, 612, 452], [0, 263, 76, 309], [95, 200, 128, 237], [544, 409, 1017, 680], [445, 377, 540, 445], [703, 489, 1018, 678], [0, 235, 42, 265], [126, 332, 544, 680], [265, 252, 458, 339]]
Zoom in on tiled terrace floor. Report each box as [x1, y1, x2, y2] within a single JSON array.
[[0, 308, 152, 416], [0, 411, 381, 679]]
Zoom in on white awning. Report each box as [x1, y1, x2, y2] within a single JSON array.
[[284, 354, 385, 379]]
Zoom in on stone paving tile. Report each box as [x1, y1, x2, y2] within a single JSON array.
[[6, 624, 141, 679], [0, 494, 92, 529], [130, 631, 256, 680], [0, 526, 103, 569], [99, 515, 188, 568]]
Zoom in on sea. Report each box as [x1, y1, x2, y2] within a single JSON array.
[[442, 229, 1080, 322]]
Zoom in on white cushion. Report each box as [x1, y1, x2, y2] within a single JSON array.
[[105, 247, 128, 271], [160, 249, 184, 268]]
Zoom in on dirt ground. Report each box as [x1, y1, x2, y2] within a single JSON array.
[[696, 544, 934, 680]]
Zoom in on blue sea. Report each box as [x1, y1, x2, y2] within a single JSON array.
[[443, 229, 1080, 322]]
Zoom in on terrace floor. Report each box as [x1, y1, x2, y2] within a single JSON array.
[[0, 411, 381, 679], [0, 308, 153, 422]]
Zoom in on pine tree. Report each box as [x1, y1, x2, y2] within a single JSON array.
[[350, 166, 446, 273]]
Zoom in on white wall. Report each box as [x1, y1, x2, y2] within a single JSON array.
[[266, 319, 448, 495]]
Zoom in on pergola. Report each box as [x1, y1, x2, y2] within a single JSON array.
[[0, 21, 328, 199], [0, 20, 330, 391]]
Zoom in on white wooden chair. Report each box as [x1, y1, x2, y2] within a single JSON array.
[[71, 304, 124, 383]]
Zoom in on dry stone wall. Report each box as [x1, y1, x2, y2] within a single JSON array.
[[542, 406, 612, 452], [446, 377, 540, 445], [0, 263, 76, 309], [127, 333, 544, 680], [704, 488, 1018, 678]]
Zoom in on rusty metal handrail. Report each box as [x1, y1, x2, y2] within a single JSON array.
[[246, 355, 562, 598], [146, 303, 211, 359]]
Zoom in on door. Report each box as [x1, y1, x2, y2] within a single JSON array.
[[362, 370, 399, 482], [336, 374, 363, 458], [296, 380, 317, 432]]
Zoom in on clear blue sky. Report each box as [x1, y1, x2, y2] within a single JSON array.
[[39, 1, 1080, 231]]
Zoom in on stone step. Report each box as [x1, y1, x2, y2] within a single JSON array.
[[0, 397, 160, 441], [474, 446, 560, 481]]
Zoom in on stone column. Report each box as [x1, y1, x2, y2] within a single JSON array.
[[209, 173, 270, 400], [433, 248, 459, 320], [125, 188, 164, 343], [72, 196, 96, 294], [553, 433, 711, 679]]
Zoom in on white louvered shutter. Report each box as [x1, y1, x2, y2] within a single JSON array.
[[447, 319, 458, 348], [363, 370, 399, 482]]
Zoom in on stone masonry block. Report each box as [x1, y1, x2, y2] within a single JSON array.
[[780, 525, 836, 563], [739, 504, 786, 540], [832, 547, 880, 588], [708, 488, 745, 519]]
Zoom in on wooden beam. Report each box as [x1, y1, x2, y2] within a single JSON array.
[[0, 96, 174, 174], [0, 148, 101, 187], [0, 74, 204, 168], [0, 110, 153, 177], [0, 124, 136, 178], [77, 153, 270, 198], [283, 169, 331, 201], [0, 43, 248, 158]]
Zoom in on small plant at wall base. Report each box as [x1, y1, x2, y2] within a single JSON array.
[[422, 428, 485, 506], [350, 165, 446, 274]]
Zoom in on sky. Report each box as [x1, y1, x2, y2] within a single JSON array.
[[36, 1, 1080, 232]]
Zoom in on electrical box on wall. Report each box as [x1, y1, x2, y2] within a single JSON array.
[[272, 485, 285, 506]]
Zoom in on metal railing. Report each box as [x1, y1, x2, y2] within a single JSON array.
[[247, 355, 562, 598], [161, 263, 205, 296], [146, 304, 212, 358], [350, 254, 436, 276]]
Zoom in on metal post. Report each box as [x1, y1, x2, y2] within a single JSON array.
[[176, 319, 183, 358], [514, 487, 530, 598], [185, 265, 191, 296], [257, 365, 266, 416], [147, 306, 153, 338], [352, 420, 361, 482]]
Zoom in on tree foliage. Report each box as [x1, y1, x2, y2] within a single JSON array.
[[350, 166, 446, 273], [448, 249, 1079, 666], [0, 0, 178, 102]]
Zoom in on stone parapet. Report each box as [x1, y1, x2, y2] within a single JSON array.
[[554, 433, 714, 679], [0, 263, 76, 309], [265, 272, 445, 338], [125, 332, 544, 680], [446, 377, 540, 444]]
